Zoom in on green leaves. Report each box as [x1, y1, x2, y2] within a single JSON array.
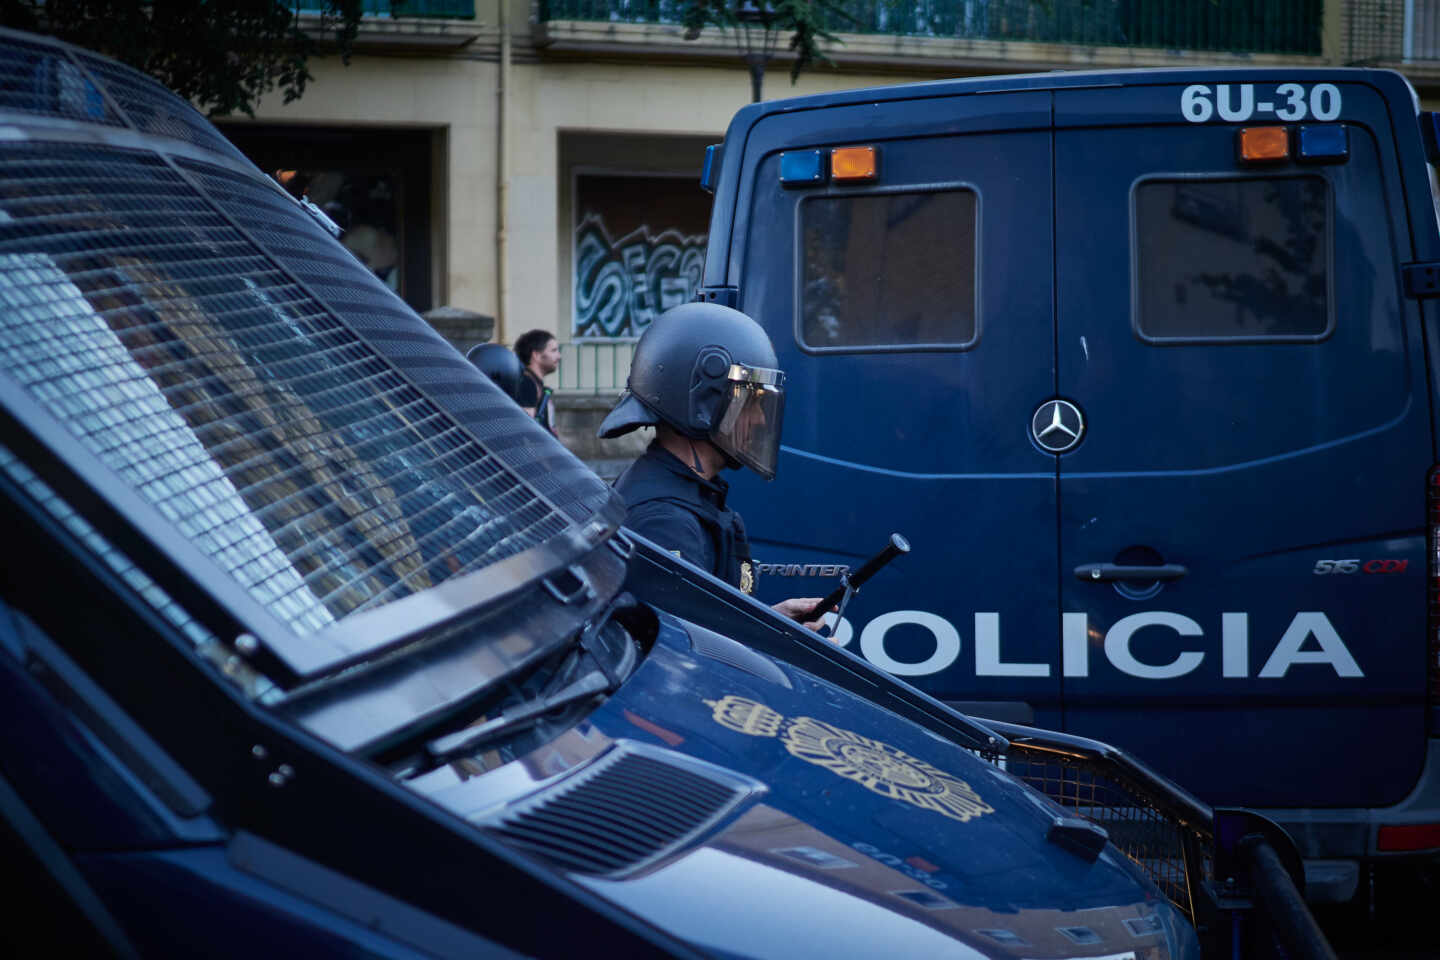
[[1, 0, 365, 117], [678, 0, 847, 83], [6, 0, 856, 114]]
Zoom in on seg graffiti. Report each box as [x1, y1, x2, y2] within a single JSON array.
[[573, 214, 706, 338]]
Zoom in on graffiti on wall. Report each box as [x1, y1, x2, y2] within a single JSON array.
[[573, 214, 706, 338]]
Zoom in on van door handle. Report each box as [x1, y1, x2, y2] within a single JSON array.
[[1074, 563, 1188, 583]]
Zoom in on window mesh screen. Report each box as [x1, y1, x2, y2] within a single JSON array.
[[0, 35, 120, 126], [178, 157, 616, 527], [0, 444, 215, 649], [0, 441, 283, 702], [76, 53, 249, 164], [0, 142, 576, 636]]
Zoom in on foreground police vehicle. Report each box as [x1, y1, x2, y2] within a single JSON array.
[[0, 31, 1233, 958], [704, 67, 1440, 893]]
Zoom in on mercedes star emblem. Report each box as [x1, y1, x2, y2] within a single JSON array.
[[1031, 399, 1084, 452]]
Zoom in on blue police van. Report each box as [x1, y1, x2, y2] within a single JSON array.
[[705, 67, 1440, 897], [0, 29, 1280, 959]]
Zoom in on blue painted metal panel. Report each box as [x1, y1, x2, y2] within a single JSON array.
[[725, 92, 1061, 720], [705, 67, 1440, 822], [705, 89, 1052, 290], [574, 616, 1199, 960], [1052, 82, 1429, 807]]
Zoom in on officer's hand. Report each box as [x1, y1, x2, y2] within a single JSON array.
[[771, 597, 833, 634]]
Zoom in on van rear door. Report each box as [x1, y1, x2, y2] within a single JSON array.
[[726, 92, 1063, 723], [1052, 77, 1430, 806]]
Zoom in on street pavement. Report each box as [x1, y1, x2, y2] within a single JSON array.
[[1313, 862, 1440, 959]]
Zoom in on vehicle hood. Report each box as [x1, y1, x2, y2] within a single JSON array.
[[414, 612, 1199, 959]]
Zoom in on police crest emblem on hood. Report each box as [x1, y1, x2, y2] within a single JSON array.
[[705, 695, 993, 823]]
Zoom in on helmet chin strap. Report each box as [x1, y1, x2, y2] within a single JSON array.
[[686, 438, 706, 475]]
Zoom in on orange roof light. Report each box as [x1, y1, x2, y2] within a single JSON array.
[[1239, 126, 1290, 162], [831, 146, 878, 181]]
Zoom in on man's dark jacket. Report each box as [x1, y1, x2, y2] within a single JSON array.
[[614, 442, 754, 594]]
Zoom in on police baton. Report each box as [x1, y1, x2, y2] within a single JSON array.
[[804, 534, 910, 635]]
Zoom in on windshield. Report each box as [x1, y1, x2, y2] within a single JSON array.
[[0, 141, 614, 645]]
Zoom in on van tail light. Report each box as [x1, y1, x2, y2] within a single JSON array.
[[1429, 468, 1440, 721], [1377, 823, 1440, 852]]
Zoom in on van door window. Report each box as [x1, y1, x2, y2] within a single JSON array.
[[1135, 176, 1330, 341], [799, 189, 977, 350]]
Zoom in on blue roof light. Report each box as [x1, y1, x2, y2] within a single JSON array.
[[780, 150, 827, 187], [1298, 125, 1348, 162], [700, 144, 721, 193]]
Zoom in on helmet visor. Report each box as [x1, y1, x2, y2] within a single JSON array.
[[712, 364, 785, 480]]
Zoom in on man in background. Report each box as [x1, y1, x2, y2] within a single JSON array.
[[514, 329, 560, 436]]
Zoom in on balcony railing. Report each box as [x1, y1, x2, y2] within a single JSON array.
[[299, 0, 476, 18], [1416, 1, 1440, 58], [1347, 0, 1440, 62], [557, 339, 637, 394], [538, 0, 1322, 56]]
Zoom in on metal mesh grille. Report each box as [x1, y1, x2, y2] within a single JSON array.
[[176, 157, 617, 528], [991, 749, 1203, 922], [0, 34, 120, 126], [0, 30, 250, 159], [488, 750, 748, 875], [0, 441, 283, 702], [0, 443, 214, 649], [76, 53, 249, 163], [0, 141, 574, 636]]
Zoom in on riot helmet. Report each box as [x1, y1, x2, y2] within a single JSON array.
[[466, 342, 524, 401], [598, 302, 785, 480]]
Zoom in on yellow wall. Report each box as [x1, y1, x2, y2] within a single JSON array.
[[234, 47, 921, 347], [232, 54, 497, 323]]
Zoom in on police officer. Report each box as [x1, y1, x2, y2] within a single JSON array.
[[598, 302, 826, 628], [465, 342, 524, 402]]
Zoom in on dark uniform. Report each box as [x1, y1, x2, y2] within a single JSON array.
[[616, 442, 754, 594]]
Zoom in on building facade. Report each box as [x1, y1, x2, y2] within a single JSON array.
[[220, 0, 1424, 463]]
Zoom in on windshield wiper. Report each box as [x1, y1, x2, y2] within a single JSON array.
[[424, 667, 610, 763], [422, 594, 638, 764]]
